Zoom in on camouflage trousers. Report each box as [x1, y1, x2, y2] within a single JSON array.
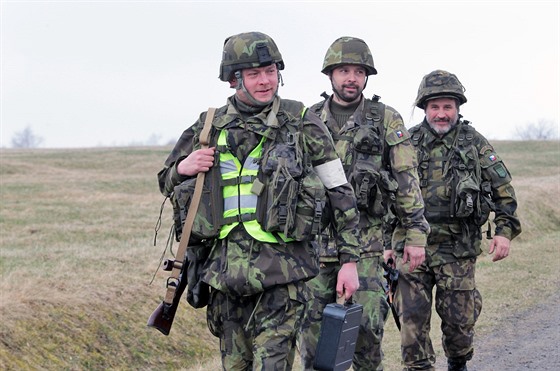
[[298, 256, 389, 370], [394, 258, 482, 371], [206, 281, 309, 370]]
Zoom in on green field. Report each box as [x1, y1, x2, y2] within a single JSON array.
[[1, 141, 558, 370]]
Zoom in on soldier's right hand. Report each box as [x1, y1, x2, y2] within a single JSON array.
[[383, 250, 395, 266], [336, 262, 359, 300], [177, 147, 216, 176], [402, 245, 425, 272]]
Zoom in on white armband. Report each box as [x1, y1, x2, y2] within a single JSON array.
[[314, 159, 348, 189]]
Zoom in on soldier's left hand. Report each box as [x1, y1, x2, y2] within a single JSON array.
[[489, 235, 511, 262]]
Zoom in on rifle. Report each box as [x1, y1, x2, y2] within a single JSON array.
[[147, 107, 216, 335], [381, 258, 400, 331]]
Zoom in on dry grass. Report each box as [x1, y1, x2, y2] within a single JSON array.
[[0, 141, 558, 370]]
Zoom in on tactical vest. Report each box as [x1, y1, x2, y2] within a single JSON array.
[[172, 99, 326, 244], [312, 95, 397, 222], [410, 121, 493, 226]]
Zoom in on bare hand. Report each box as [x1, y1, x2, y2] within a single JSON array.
[[402, 245, 425, 272], [489, 235, 510, 262], [336, 262, 359, 300], [177, 147, 215, 176], [384, 250, 395, 265]]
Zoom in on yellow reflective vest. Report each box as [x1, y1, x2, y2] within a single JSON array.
[[217, 129, 290, 243]]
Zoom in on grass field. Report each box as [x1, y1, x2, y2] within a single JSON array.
[[1, 141, 558, 370]]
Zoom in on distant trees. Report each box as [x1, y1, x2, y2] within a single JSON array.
[[515, 119, 559, 140], [11, 126, 44, 148]]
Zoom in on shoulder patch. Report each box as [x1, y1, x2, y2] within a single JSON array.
[[479, 144, 494, 155], [494, 163, 508, 178]]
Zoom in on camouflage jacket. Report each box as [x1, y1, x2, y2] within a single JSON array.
[[310, 95, 429, 262], [406, 118, 522, 266], [157, 95, 360, 294]]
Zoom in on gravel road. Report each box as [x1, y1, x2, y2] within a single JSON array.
[[435, 291, 560, 371]]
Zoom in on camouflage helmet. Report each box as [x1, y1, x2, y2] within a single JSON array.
[[321, 36, 377, 75], [219, 31, 284, 82], [415, 70, 467, 108]]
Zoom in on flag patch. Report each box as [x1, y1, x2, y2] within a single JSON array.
[[396, 130, 403, 138]]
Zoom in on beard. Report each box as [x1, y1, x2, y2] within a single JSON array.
[[332, 82, 363, 103], [427, 114, 459, 135]]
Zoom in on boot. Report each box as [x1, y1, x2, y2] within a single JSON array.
[[447, 358, 467, 371]]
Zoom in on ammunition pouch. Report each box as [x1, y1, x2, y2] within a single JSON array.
[[261, 164, 300, 237], [453, 169, 493, 226], [474, 180, 494, 226], [351, 165, 397, 222], [292, 165, 326, 239], [352, 160, 382, 216], [172, 170, 222, 242], [453, 168, 480, 219], [353, 125, 382, 155]]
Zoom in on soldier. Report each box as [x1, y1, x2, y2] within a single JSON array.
[[157, 32, 361, 370], [298, 36, 430, 370], [393, 70, 522, 371]]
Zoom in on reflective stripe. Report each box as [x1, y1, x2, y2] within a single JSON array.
[[315, 159, 348, 189], [220, 159, 238, 175], [244, 159, 260, 171], [224, 195, 255, 213]]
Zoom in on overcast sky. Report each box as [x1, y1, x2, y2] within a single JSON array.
[[1, 0, 559, 148]]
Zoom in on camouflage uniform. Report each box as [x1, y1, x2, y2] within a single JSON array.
[[298, 37, 429, 371], [393, 70, 522, 371], [158, 32, 360, 370]]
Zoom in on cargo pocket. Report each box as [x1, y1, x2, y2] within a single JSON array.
[[206, 289, 222, 338]]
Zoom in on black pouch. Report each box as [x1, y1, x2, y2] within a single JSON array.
[[186, 244, 211, 308]]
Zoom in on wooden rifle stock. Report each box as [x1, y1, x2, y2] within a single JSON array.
[[147, 259, 188, 335]]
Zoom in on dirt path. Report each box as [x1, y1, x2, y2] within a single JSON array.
[[435, 291, 560, 371], [189, 291, 560, 371]]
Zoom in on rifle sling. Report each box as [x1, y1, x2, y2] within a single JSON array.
[[163, 107, 216, 305]]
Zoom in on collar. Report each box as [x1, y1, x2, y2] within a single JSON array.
[[323, 95, 365, 132], [213, 96, 281, 140]]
